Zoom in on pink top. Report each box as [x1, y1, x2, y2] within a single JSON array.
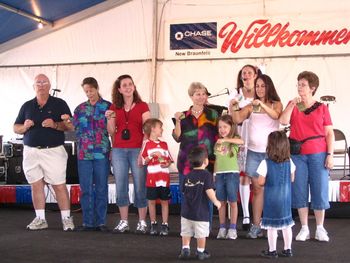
[[248, 112, 280, 152], [289, 102, 332, 154]]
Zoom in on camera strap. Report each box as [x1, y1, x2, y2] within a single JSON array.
[[123, 107, 130, 128]]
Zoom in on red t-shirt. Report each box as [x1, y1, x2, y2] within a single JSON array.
[[141, 139, 173, 187], [289, 102, 332, 154], [110, 101, 149, 148]]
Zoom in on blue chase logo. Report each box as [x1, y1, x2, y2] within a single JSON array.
[[170, 22, 217, 50]]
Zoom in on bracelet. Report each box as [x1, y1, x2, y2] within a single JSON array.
[[326, 152, 333, 156]]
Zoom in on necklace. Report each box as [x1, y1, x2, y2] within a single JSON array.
[[191, 107, 203, 114]]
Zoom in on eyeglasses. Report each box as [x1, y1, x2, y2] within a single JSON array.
[[35, 81, 49, 86]]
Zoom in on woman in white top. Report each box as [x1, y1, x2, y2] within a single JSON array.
[[231, 74, 282, 238], [227, 65, 261, 230]]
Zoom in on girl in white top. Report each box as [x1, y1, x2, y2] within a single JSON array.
[[231, 74, 283, 239], [227, 64, 260, 230]]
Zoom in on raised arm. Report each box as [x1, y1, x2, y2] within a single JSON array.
[[280, 98, 298, 125], [231, 104, 252, 124], [259, 100, 283, 120]]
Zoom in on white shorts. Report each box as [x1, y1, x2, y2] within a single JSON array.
[[23, 145, 68, 185], [180, 217, 210, 239]]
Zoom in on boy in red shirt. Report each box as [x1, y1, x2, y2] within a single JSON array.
[[141, 118, 173, 236]]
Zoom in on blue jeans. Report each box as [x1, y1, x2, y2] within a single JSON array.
[[291, 152, 330, 210], [111, 148, 147, 208], [78, 158, 110, 227]]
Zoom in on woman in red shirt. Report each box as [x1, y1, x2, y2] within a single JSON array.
[[106, 74, 150, 234]]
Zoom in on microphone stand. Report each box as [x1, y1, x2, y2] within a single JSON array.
[[208, 89, 229, 99]]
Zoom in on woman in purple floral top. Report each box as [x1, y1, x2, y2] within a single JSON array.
[[70, 77, 111, 231], [173, 82, 219, 187]]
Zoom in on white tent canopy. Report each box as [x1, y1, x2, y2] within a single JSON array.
[[1, 0, 349, 171]]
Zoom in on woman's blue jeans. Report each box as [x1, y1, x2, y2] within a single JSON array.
[[78, 158, 110, 227], [111, 148, 147, 208]]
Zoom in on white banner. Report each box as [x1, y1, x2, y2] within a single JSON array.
[[164, 18, 350, 60]]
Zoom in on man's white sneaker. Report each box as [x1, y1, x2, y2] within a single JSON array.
[[27, 217, 48, 230], [295, 227, 310, 241], [315, 228, 329, 242], [62, 216, 75, 231]]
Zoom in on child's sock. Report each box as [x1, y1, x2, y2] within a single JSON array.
[[182, 245, 190, 249], [219, 223, 226, 229], [229, 224, 236, 229], [197, 248, 205, 253], [316, 225, 324, 230]]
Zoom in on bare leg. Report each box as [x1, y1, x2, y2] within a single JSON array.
[[229, 202, 238, 225], [314, 209, 325, 226], [196, 237, 206, 250], [51, 183, 70, 210], [298, 207, 309, 226], [119, 206, 129, 221], [251, 177, 264, 226], [148, 200, 156, 222], [218, 201, 226, 225], [31, 179, 46, 210], [182, 236, 191, 247], [160, 200, 169, 223], [138, 207, 147, 221]]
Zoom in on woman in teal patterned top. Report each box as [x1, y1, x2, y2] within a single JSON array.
[[67, 77, 111, 231]]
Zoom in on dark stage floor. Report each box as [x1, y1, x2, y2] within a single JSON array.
[[1, 206, 350, 263]]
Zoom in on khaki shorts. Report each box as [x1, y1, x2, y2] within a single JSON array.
[[180, 217, 210, 239], [23, 145, 68, 185]]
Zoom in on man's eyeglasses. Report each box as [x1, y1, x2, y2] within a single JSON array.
[[35, 81, 49, 86]]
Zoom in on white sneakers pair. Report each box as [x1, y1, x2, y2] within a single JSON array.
[[26, 216, 75, 231], [295, 226, 329, 242]]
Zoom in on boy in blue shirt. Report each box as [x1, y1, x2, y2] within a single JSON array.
[[179, 146, 221, 260]]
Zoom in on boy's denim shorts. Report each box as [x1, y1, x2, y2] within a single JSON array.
[[291, 152, 330, 210]]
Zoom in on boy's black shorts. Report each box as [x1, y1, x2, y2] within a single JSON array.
[[146, 187, 171, 201]]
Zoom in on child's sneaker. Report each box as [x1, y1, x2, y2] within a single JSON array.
[[216, 227, 227, 239], [315, 227, 329, 242], [280, 249, 293, 257], [196, 250, 211, 260], [159, 223, 169, 236], [113, 220, 129, 233], [261, 250, 278, 258], [62, 216, 75, 231], [295, 227, 310, 241], [135, 220, 147, 234], [26, 217, 48, 230], [246, 225, 263, 239], [150, 222, 158, 235], [178, 248, 191, 260], [226, 228, 238, 240]]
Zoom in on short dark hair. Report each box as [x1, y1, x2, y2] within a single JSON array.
[[143, 118, 162, 136], [297, 71, 319, 95], [266, 131, 290, 163], [188, 146, 208, 168], [81, 77, 102, 98]]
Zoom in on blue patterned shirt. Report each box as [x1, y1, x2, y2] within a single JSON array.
[[73, 98, 111, 160]]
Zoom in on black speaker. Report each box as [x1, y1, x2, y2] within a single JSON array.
[[64, 143, 79, 184], [6, 156, 27, 184]]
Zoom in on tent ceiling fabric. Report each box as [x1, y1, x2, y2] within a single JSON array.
[[0, 0, 105, 44]]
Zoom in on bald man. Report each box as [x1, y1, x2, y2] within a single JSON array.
[[14, 74, 75, 231]]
